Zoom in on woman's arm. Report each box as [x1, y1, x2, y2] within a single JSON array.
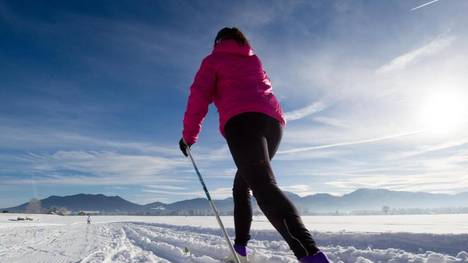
[[182, 57, 217, 145]]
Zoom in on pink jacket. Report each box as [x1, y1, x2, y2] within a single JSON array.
[[182, 40, 285, 145]]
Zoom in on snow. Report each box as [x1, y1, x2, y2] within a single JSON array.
[[0, 214, 467, 263]]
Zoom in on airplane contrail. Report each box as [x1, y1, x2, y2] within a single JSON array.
[[411, 0, 442, 11], [279, 130, 424, 154]]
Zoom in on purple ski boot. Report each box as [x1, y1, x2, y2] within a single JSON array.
[[299, 251, 330, 263], [234, 244, 247, 257]]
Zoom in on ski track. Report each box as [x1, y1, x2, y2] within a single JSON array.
[[1, 219, 468, 263]]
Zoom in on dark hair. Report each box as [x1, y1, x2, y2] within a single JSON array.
[[214, 27, 249, 46]]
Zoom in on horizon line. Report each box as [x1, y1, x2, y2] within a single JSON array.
[[3, 187, 466, 208]]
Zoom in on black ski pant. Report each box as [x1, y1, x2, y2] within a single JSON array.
[[224, 112, 319, 259]]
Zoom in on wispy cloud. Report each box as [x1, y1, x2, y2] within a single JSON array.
[[284, 101, 326, 121], [312, 116, 351, 129], [2, 150, 190, 186], [386, 137, 468, 160], [146, 185, 188, 191], [142, 189, 200, 196], [411, 0, 442, 11], [208, 187, 233, 199], [279, 130, 423, 154], [325, 171, 468, 194], [195, 145, 231, 162], [281, 184, 314, 196], [4, 175, 189, 187], [321, 145, 468, 195], [144, 186, 232, 199], [0, 124, 179, 156], [376, 36, 456, 74]]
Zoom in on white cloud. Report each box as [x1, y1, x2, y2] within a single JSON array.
[[312, 116, 352, 128], [31, 150, 184, 176], [209, 187, 233, 199], [325, 171, 468, 194], [142, 189, 201, 196], [410, 0, 442, 11], [146, 185, 188, 191], [2, 150, 191, 186], [143, 186, 233, 200], [0, 124, 179, 156], [279, 130, 422, 154], [4, 175, 188, 186], [284, 101, 326, 121], [195, 145, 231, 162], [281, 184, 314, 196], [322, 148, 468, 195], [386, 137, 468, 160], [376, 36, 456, 74]]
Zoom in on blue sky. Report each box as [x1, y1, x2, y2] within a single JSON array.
[[1, 0, 468, 207]]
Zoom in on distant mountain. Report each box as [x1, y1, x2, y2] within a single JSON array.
[[298, 188, 468, 213], [3, 188, 468, 215], [3, 193, 144, 214], [284, 191, 302, 201]]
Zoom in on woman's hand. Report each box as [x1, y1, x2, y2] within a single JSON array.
[[179, 138, 192, 157]]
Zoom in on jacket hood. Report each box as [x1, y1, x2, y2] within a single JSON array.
[[213, 40, 254, 56]]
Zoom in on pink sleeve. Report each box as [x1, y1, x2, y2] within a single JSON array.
[[182, 57, 217, 145]]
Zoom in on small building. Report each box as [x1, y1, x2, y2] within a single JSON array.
[[78, 211, 100, 215]]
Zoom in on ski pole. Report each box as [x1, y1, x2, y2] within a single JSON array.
[[186, 147, 241, 263]]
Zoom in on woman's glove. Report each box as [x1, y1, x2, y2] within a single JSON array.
[[179, 138, 192, 157]]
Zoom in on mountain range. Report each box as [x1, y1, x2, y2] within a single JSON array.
[[3, 188, 468, 215]]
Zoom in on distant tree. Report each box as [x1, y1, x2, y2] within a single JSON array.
[[47, 206, 60, 214], [26, 198, 42, 214], [382, 205, 390, 215], [57, 207, 69, 216]]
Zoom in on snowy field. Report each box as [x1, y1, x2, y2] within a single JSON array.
[[0, 214, 467, 263]]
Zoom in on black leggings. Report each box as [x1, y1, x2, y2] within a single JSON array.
[[224, 112, 319, 259]]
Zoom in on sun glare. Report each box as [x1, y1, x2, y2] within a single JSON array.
[[417, 91, 468, 135]]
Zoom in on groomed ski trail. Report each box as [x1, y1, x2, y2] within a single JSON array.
[[2, 218, 468, 262]]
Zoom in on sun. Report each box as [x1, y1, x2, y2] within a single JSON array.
[[417, 91, 468, 135]]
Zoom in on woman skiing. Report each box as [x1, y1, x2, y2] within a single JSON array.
[[180, 27, 329, 263]]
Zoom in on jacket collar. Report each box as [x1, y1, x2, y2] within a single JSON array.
[[213, 40, 254, 56]]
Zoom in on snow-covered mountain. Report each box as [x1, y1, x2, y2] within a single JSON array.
[[3, 188, 468, 215]]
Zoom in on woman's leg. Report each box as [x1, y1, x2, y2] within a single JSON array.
[[225, 113, 320, 259], [232, 170, 252, 246], [231, 112, 279, 247]]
